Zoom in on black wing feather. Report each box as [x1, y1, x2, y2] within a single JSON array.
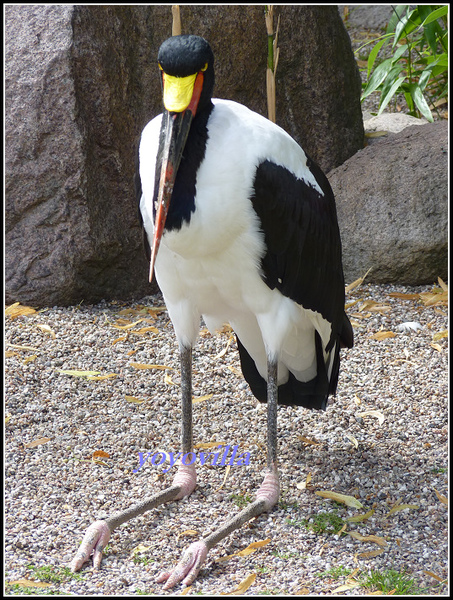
[[237, 157, 353, 409], [250, 158, 351, 351]]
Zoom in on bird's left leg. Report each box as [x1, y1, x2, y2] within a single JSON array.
[[156, 357, 280, 589], [70, 345, 196, 572]]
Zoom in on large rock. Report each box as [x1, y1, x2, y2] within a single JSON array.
[[5, 5, 363, 307], [330, 122, 448, 285], [340, 4, 394, 30], [5, 5, 154, 307]]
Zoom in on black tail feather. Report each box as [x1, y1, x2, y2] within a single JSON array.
[[236, 331, 331, 410]]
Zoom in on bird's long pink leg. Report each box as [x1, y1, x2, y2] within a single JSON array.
[[156, 462, 279, 589], [70, 346, 196, 572], [156, 358, 280, 589], [70, 464, 197, 572]]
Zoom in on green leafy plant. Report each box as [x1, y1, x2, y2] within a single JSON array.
[[358, 5, 448, 121]]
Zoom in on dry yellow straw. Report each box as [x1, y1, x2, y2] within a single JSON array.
[[265, 6, 280, 123], [172, 5, 181, 36]]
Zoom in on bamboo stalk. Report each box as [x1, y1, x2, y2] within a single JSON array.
[[172, 5, 181, 36], [265, 6, 279, 123]]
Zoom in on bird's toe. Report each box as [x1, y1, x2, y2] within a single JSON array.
[[70, 520, 111, 572], [156, 540, 208, 589]]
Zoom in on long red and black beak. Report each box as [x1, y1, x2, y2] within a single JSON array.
[[149, 68, 205, 283]]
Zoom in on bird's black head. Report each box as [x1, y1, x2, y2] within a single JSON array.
[[157, 35, 215, 113], [158, 34, 214, 77], [148, 35, 215, 282]]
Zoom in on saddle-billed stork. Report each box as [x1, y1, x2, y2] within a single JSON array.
[[70, 34, 353, 588]]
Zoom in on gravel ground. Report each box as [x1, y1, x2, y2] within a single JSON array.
[[5, 281, 448, 596]]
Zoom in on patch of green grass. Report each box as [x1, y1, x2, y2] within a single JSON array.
[[270, 549, 300, 560], [288, 511, 345, 535], [132, 554, 157, 566], [430, 466, 447, 474], [255, 565, 269, 573], [230, 492, 253, 508], [285, 517, 305, 529], [361, 569, 424, 595], [27, 565, 84, 584], [315, 566, 433, 595], [317, 565, 354, 580], [4, 584, 69, 595], [5, 565, 84, 595]]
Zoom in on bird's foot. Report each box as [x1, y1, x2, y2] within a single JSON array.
[[69, 465, 195, 574], [69, 520, 111, 572], [256, 462, 280, 511], [155, 464, 280, 589], [172, 462, 197, 500], [156, 540, 208, 590]]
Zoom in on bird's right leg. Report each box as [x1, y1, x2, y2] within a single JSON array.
[[156, 356, 280, 589], [70, 345, 196, 572]]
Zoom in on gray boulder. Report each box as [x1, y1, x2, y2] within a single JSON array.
[[340, 4, 394, 30], [330, 122, 448, 285], [5, 5, 154, 307], [5, 5, 363, 307]]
